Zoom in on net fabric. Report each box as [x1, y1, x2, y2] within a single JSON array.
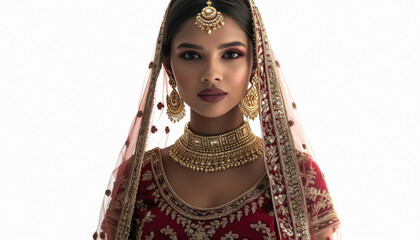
[[93, 0, 341, 239], [251, 5, 340, 238]]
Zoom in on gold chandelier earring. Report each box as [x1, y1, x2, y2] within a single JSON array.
[[239, 72, 259, 120], [166, 75, 185, 122]]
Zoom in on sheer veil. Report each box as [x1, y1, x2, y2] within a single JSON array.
[[93, 1, 341, 239]]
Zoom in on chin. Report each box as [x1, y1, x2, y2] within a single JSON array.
[[191, 104, 240, 119], [186, 98, 243, 119], [194, 110, 228, 119]]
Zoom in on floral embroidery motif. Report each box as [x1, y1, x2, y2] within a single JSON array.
[[251, 2, 315, 238], [133, 144, 339, 239], [138, 211, 156, 240], [250, 220, 276, 240], [142, 170, 153, 181], [298, 153, 340, 232], [151, 148, 269, 221], [108, 3, 339, 239], [160, 225, 177, 240], [306, 185, 333, 215], [135, 199, 148, 211], [144, 231, 154, 240], [185, 222, 215, 240], [146, 183, 156, 191], [134, 148, 279, 240], [221, 231, 239, 240]]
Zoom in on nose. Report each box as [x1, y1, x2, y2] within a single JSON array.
[[200, 57, 222, 83]]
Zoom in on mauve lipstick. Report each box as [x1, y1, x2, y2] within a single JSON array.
[[197, 88, 227, 103]]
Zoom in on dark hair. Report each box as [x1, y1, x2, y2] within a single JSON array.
[[162, 0, 253, 58]]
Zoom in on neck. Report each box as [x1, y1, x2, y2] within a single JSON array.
[[189, 106, 244, 136]]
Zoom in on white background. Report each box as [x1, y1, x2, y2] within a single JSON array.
[[1, 0, 419, 239]]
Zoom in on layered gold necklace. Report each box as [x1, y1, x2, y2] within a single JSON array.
[[169, 121, 263, 173]]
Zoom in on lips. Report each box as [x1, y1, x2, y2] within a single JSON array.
[[197, 88, 227, 103]]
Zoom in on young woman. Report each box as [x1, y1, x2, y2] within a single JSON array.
[[94, 0, 341, 239]]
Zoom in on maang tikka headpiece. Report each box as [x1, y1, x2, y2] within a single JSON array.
[[195, 0, 224, 34]]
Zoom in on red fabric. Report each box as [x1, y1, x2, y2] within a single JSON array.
[[101, 157, 133, 239], [299, 153, 341, 236], [133, 151, 281, 240], [101, 150, 340, 239]]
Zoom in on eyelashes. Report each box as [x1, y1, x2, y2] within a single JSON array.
[[223, 51, 243, 59], [180, 52, 200, 60], [179, 50, 245, 60]]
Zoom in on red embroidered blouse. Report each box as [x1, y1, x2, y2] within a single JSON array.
[[103, 148, 340, 239]]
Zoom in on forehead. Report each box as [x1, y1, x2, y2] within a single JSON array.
[[171, 15, 249, 49]]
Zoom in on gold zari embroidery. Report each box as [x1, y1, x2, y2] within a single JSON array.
[[250, 220, 277, 240], [160, 225, 177, 240], [151, 148, 269, 221], [299, 158, 339, 233], [136, 148, 273, 240]]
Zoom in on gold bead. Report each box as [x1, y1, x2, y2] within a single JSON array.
[[168, 122, 262, 173]]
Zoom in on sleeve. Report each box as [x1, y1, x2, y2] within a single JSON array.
[[297, 152, 341, 235], [100, 155, 134, 239]]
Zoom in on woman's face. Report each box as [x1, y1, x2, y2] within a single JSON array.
[[166, 15, 254, 118]]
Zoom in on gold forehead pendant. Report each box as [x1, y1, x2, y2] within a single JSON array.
[[195, 0, 224, 34]]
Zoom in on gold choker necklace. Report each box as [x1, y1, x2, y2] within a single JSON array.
[[169, 121, 263, 173]]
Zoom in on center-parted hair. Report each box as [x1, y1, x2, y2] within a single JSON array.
[[162, 0, 254, 58]]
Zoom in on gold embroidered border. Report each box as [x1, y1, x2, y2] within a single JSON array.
[[137, 154, 271, 239], [114, 4, 171, 240], [113, 1, 314, 239], [150, 147, 269, 221], [249, 0, 312, 239], [312, 210, 340, 233]]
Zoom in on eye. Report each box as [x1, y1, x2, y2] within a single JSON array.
[[222, 50, 243, 59], [181, 51, 200, 60]]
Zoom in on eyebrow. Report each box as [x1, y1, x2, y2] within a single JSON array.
[[176, 41, 247, 50]]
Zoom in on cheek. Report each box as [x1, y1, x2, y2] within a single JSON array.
[[174, 75, 193, 100], [233, 77, 249, 96], [228, 66, 251, 96], [171, 60, 194, 90]]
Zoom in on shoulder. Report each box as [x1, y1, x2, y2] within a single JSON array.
[[143, 147, 161, 166], [296, 150, 329, 200], [112, 147, 161, 186], [296, 150, 313, 164], [296, 150, 322, 176], [157, 145, 174, 167], [295, 150, 340, 232]]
